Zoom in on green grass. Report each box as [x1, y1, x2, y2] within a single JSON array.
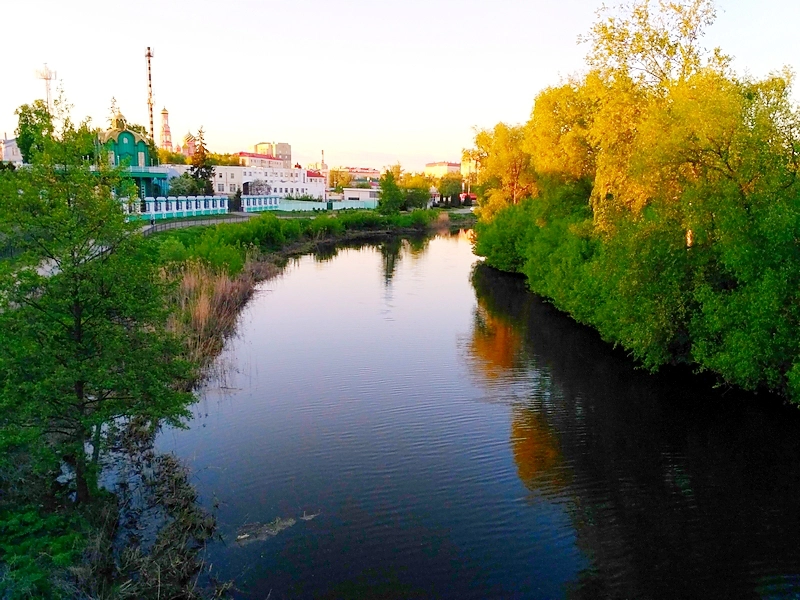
[[152, 209, 441, 276]]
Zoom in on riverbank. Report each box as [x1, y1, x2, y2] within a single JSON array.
[[161, 209, 475, 372], [473, 185, 800, 404], [0, 208, 472, 598]]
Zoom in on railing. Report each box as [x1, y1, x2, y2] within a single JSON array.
[[142, 215, 250, 236]]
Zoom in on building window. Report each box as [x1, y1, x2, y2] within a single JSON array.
[[218, 183, 224, 192], [230, 184, 236, 192]]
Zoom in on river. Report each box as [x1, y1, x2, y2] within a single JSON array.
[[157, 231, 800, 599]]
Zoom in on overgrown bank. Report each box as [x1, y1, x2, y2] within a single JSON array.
[[469, 0, 800, 402], [156, 209, 462, 369], [0, 206, 461, 597]]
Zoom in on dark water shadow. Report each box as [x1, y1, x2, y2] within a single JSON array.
[[471, 263, 800, 600]]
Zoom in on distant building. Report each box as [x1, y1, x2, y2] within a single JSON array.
[[181, 132, 196, 157], [204, 164, 326, 200], [160, 108, 173, 152], [461, 157, 478, 179], [254, 142, 273, 155], [343, 166, 381, 181], [341, 187, 379, 202], [461, 157, 478, 192], [306, 150, 330, 186], [2, 135, 23, 165], [254, 141, 291, 168], [238, 152, 284, 169], [98, 113, 168, 197], [424, 161, 460, 178]]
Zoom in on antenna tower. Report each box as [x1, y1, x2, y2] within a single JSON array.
[[145, 47, 155, 140], [35, 64, 56, 113]]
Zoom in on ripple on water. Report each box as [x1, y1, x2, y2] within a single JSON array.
[[156, 237, 800, 600]]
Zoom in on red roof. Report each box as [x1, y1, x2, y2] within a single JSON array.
[[238, 152, 281, 160], [307, 170, 324, 178]]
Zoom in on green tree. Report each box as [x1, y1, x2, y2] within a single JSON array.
[[330, 169, 352, 193], [472, 0, 800, 402], [14, 100, 53, 164], [582, 0, 726, 91], [400, 173, 431, 209], [159, 148, 188, 164], [190, 127, 214, 195], [439, 173, 463, 204], [208, 152, 241, 166], [378, 170, 404, 214], [0, 103, 193, 504], [469, 123, 537, 220], [168, 172, 205, 196]]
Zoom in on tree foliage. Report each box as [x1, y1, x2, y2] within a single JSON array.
[[0, 103, 193, 506], [159, 148, 188, 164], [207, 152, 240, 166], [330, 169, 352, 193], [471, 123, 538, 220], [582, 0, 726, 89], [378, 170, 404, 214], [168, 172, 206, 196], [190, 128, 214, 195], [14, 100, 53, 164], [471, 0, 800, 402], [399, 172, 431, 210]]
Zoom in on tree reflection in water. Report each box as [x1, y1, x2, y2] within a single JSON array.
[[468, 305, 523, 378], [469, 262, 800, 600]]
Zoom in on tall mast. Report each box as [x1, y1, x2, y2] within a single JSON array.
[[35, 64, 56, 114], [145, 47, 154, 140]]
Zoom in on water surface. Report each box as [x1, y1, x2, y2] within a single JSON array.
[[158, 232, 800, 599]]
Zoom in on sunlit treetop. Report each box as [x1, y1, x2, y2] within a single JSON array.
[[581, 0, 730, 90]]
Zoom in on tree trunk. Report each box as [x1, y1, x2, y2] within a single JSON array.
[[91, 424, 102, 469], [74, 446, 90, 504]]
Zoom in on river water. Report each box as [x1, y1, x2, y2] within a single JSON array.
[[157, 231, 800, 599]]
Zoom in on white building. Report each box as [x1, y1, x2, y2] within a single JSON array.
[[238, 152, 284, 169], [2, 136, 23, 165], [424, 161, 461, 178], [204, 164, 326, 200], [253, 143, 291, 168], [338, 166, 381, 181], [341, 187, 379, 202]]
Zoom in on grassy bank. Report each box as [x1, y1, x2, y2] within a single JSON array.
[[474, 175, 800, 403], [156, 209, 452, 370], [0, 208, 458, 598]]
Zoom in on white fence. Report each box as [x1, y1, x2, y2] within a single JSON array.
[[124, 195, 378, 221]]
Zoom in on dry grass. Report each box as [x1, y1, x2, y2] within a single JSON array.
[[167, 257, 283, 371]]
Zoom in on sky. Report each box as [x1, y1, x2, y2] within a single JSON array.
[[3, 0, 800, 171]]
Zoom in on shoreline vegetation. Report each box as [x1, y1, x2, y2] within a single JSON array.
[[162, 210, 475, 372], [0, 148, 472, 598], [468, 0, 800, 404]]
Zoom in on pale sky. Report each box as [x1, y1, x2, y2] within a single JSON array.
[[3, 0, 799, 171]]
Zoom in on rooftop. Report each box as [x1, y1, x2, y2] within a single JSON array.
[[238, 152, 281, 161]]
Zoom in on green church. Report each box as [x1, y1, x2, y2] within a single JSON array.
[[97, 113, 168, 197]]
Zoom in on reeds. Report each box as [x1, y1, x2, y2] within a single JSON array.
[[167, 256, 282, 371]]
